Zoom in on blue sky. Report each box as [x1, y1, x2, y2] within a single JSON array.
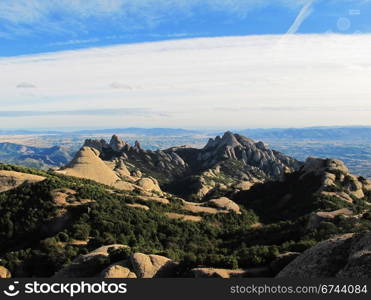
[[0, 0, 370, 57], [0, 0, 371, 129]]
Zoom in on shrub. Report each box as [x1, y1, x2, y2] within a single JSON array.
[[57, 232, 69, 243]]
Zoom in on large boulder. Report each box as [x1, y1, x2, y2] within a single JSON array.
[[208, 197, 241, 214], [0, 266, 11, 278], [136, 178, 162, 193], [101, 261, 137, 278], [277, 231, 371, 278], [269, 252, 300, 275], [130, 253, 177, 278], [54, 244, 126, 278]]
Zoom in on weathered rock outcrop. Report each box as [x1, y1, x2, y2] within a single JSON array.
[[300, 157, 369, 202], [277, 231, 371, 278], [57, 147, 162, 193], [200, 131, 300, 179], [54, 244, 126, 278], [101, 262, 137, 278], [109, 135, 127, 152], [207, 197, 241, 214], [136, 177, 161, 193], [0, 170, 45, 192], [269, 252, 300, 275], [74, 132, 300, 199], [0, 266, 11, 278], [57, 147, 120, 186], [130, 253, 177, 278]]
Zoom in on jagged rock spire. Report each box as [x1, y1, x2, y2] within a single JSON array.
[[134, 140, 142, 150], [109, 135, 126, 152]]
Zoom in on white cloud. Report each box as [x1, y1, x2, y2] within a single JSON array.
[[0, 34, 371, 129]]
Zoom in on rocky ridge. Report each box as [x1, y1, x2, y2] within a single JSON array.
[[79, 132, 301, 199], [57, 146, 162, 194]]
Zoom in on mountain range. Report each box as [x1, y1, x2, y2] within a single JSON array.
[[77, 131, 301, 200], [0, 132, 370, 278], [0, 142, 73, 169], [2, 126, 371, 139]]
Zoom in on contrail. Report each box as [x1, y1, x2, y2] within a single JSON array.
[[287, 0, 315, 34]]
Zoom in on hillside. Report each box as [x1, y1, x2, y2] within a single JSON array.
[[0, 142, 73, 169], [0, 133, 370, 278]]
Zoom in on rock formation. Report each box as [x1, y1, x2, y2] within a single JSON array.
[[300, 157, 370, 203], [57, 146, 162, 193], [0, 266, 11, 278], [54, 244, 127, 278], [57, 147, 120, 186], [71, 132, 300, 200], [207, 197, 241, 214], [277, 231, 371, 278], [269, 252, 300, 275], [101, 263, 137, 278], [130, 253, 178, 278], [0, 170, 45, 192]]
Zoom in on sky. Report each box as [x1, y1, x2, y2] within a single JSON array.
[[0, 0, 371, 129]]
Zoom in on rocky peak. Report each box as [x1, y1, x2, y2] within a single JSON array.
[[76, 131, 302, 199], [134, 141, 142, 151], [204, 131, 242, 150], [220, 131, 242, 148], [109, 135, 126, 152], [83, 139, 109, 152], [199, 132, 301, 179]]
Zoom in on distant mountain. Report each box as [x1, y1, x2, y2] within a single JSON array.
[[74, 127, 199, 135], [81, 132, 301, 199], [0, 142, 73, 169], [237, 126, 371, 141], [2, 126, 371, 139]]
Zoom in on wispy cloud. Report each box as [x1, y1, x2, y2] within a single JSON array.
[[0, 108, 164, 117], [0, 0, 318, 38], [48, 38, 100, 47], [213, 106, 371, 112], [16, 82, 36, 88], [1, 34, 371, 128], [109, 82, 135, 90]]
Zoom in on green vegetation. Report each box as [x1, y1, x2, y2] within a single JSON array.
[[1, 162, 371, 277]]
